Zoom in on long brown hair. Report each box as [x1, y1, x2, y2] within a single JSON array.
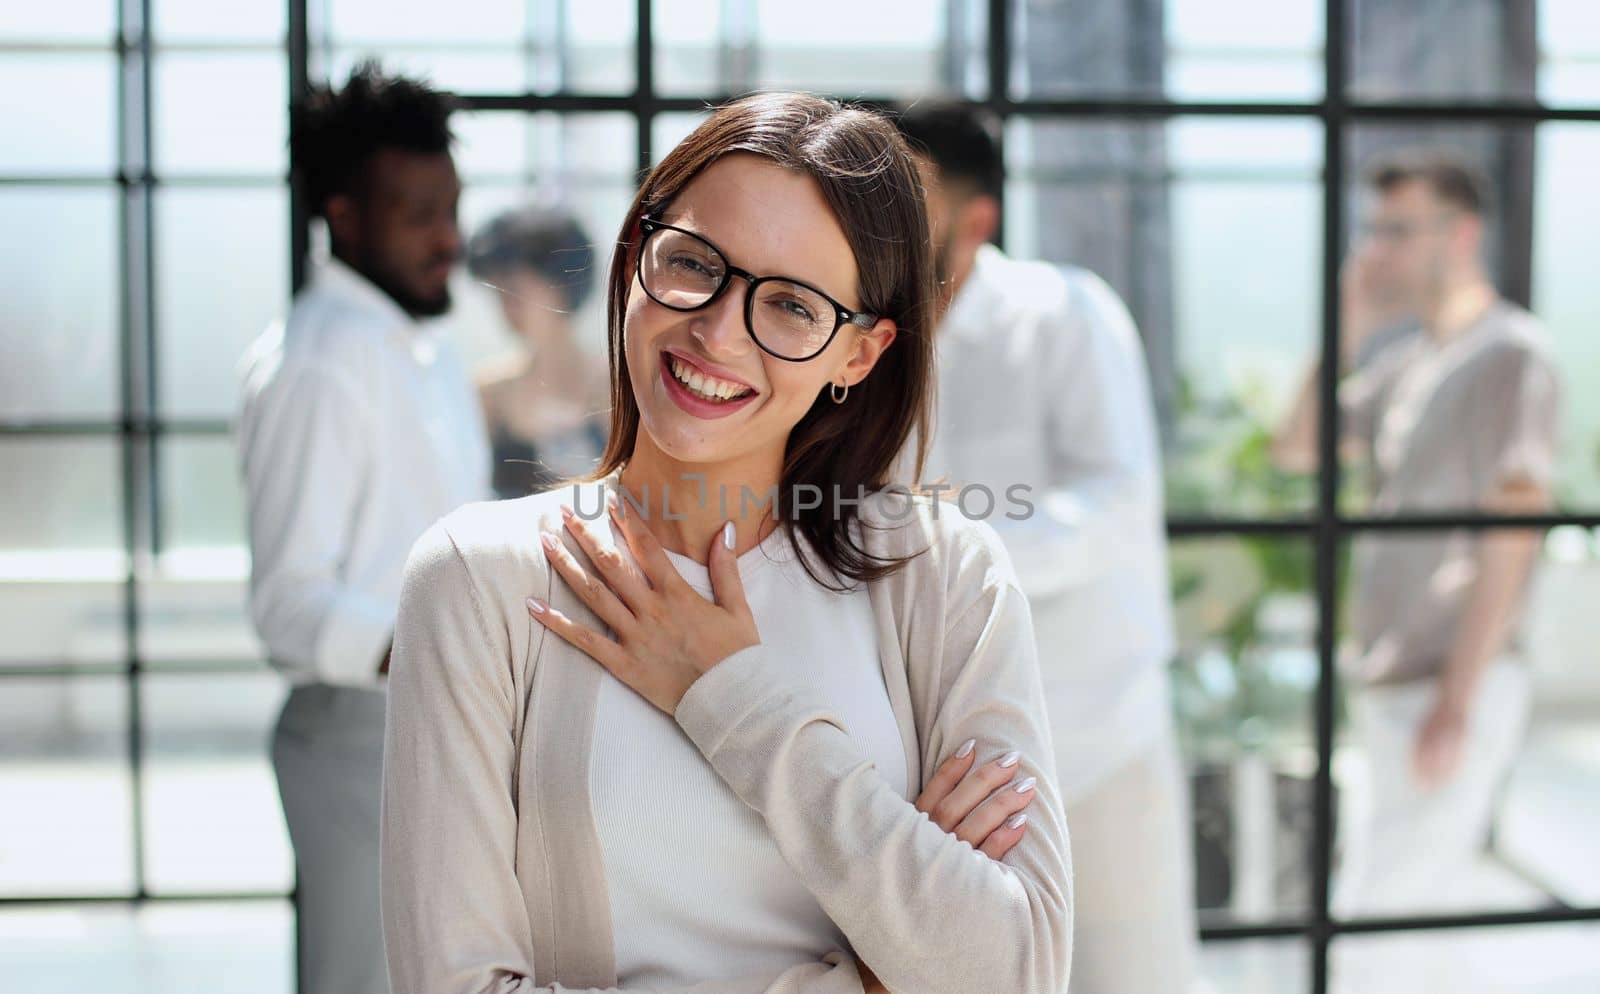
[[588, 91, 936, 589]]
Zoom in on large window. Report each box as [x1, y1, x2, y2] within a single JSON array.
[[5, 1, 1600, 991]]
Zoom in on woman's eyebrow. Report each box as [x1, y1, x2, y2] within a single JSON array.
[[659, 213, 855, 300]]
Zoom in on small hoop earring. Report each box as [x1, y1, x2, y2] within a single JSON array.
[[831, 381, 849, 404]]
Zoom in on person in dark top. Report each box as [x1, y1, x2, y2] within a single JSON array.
[[467, 205, 610, 498]]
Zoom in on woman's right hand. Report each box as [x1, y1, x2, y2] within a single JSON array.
[[913, 739, 1037, 860]]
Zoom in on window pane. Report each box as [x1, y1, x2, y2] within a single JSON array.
[[0, 186, 119, 420], [1533, 124, 1600, 511], [0, 55, 116, 176], [654, 0, 987, 98], [1200, 938, 1310, 994], [321, 47, 529, 94], [0, 439, 126, 669], [1337, 529, 1600, 920], [1010, 0, 1323, 102], [1005, 117, 1322, 518], [0, 677, 133, 896], [153, 0, 285, 43], [454, 111, 636, 181], [0, 0, 114, 42], [562, 0, 636, 92], [141, 672, 291, 894], [155, 186, 287, 419], [153, 53, 287, 176], [1170, 535, 1317, 924], [324, 0, 524, 44], [1333, 922, 1600, 993], [0, 901, 294, 993], [315, 0, 634, 94], [1349, 0, 1600, 108], [652, 111, 708, 166], [140, 436, 261, 666], [1340, 122, 1600, 514]]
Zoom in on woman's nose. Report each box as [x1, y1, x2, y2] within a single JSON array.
[[690, 279, 756, 357]]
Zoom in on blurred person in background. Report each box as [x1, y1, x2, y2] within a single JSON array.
[[466, 205, 609, 498], [236, 60, 490, 994], [895, 100, 1196, 994], [1273, 150, 1560, 990]]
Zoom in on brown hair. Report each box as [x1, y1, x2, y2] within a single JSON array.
[[1367, 147, 1490, 216], [586, 91, 937, 590]]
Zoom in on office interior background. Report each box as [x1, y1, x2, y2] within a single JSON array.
[[2, 0, 1599, 991]]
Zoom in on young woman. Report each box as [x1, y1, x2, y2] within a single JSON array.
[[381, 92, 1073, 994], [466, 205, 609, 498]]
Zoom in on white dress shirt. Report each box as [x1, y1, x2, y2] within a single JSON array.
[[237, 257, 491, 688], [908, 244, 1177, 803]]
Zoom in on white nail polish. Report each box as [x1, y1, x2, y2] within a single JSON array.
[[526, 597, 546, 615], [1012, 776, 1037, 794], [998, 750, 1021, 768], [955, 738, 976, 759], [723, 520, 735, 550], [1005, 812, 1028, 831]]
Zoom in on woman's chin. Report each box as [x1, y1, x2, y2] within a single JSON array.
[[639, 409, 775, 470]]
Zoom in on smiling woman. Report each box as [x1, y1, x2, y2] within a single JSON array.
[[379, 91, 1074, 994]]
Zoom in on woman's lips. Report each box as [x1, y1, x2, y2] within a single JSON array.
[[659, 352, 758, 420]]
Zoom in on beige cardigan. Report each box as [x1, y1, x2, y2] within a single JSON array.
[[380, 471, 1075, 993]]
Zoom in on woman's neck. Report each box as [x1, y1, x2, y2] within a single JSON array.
[[618, 443, 783, 565], [524, 322, 584, 383]]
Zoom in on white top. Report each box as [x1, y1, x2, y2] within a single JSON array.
[[237, 257, 491, 688], [589, 517, 907, 988], [909, 244, 1177, 802]]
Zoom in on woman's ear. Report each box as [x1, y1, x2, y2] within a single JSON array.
[[840, 318, 898, 386]]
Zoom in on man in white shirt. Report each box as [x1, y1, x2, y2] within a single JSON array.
[[896, 102, 1197, 994], [237, 61, 490, 994]]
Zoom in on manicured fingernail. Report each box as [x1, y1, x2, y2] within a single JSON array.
[[998, 750, 1021, 768], [560, 503, 574, 519], [955, 738, 976, 759], [1005, 812, 1028, 831], [1012, 776, 1037, 794], [723, 520, 735, 550], [526, 597, 546, 615], [541, 531, 557, 552]]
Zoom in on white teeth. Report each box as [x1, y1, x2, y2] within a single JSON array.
[[669, 355, 750, 402]]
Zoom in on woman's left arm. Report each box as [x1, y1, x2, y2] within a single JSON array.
[[530, 501, 1072, 994]]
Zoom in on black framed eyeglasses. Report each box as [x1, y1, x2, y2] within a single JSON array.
[[634, 216, 880, 362]]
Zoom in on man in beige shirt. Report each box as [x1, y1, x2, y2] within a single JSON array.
[[1274, 149, 1560, 989]]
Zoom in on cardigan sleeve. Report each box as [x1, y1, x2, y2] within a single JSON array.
[[673, 518, 1074, 994], [381, 518, 871, 994]]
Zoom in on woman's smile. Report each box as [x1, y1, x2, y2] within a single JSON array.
[[658, 348, 760, 419]]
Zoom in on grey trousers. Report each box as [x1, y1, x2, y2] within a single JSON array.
[[271, 682, 390, 994]]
